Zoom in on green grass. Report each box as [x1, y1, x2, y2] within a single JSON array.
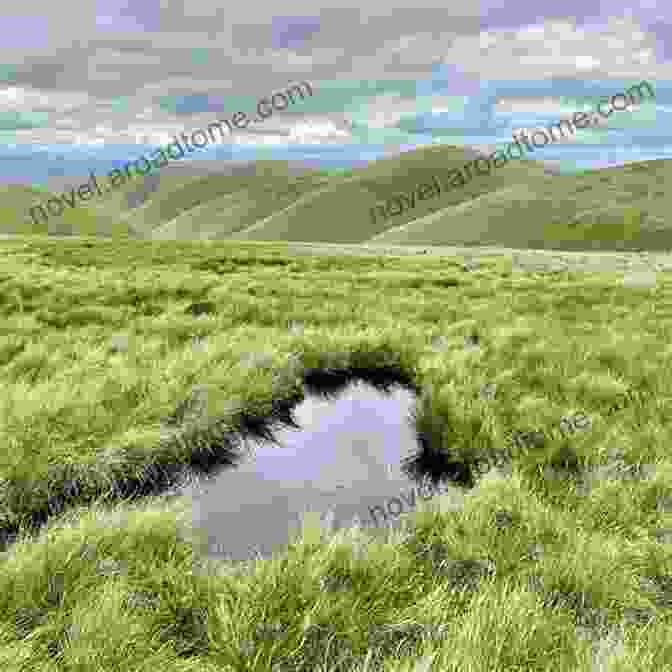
[[1, 235, 672, 669]]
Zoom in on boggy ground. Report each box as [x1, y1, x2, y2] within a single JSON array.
[[1, 235, 672, 670]]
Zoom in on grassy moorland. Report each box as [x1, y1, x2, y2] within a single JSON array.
[[1, 234, 672, 670]]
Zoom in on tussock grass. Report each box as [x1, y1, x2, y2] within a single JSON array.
[[1, 235, 672, 670]]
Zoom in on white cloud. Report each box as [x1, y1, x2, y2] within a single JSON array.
[[289, 119, 352, 143], [443, 15, 664, 80], [357, 92, 426, 129], [575, 55, 601, 70], [0, 86, 90, 112], [495, 98, 580, 115]]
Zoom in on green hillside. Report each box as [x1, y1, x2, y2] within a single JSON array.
[[90, 173, 194, 220], [0, 184, 136, 237], [372, 158, 672, 251], [3, 150, 672, 252], [124, 161, 324, 236], [151, 170, 341, 241], [229, 146, 553, 243]]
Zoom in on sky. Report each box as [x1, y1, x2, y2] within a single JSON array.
[[1, 1, 670, 186]]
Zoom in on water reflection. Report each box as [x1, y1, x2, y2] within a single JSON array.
[[179, 376, 468, 565]]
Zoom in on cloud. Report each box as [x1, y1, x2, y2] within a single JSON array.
[[0, 2, 670, 176], [446, 16, 664, 80]]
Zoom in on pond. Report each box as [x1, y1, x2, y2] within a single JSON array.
[[176, 374, 472, 566]]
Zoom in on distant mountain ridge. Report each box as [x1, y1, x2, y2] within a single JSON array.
[[1, 147, 670, 252]]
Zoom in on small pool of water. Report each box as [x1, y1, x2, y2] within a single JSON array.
[[178, 378, 466, 565]]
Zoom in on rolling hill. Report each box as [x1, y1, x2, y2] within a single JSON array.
[[371, 158, 672, 251], [0, 183, 137, 237], [150, 170, 339, 240], [229, 145, 554, 244], [123, 161, 337, 237], [2, 146, 670, 252], [1, 160, 317, 239]]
